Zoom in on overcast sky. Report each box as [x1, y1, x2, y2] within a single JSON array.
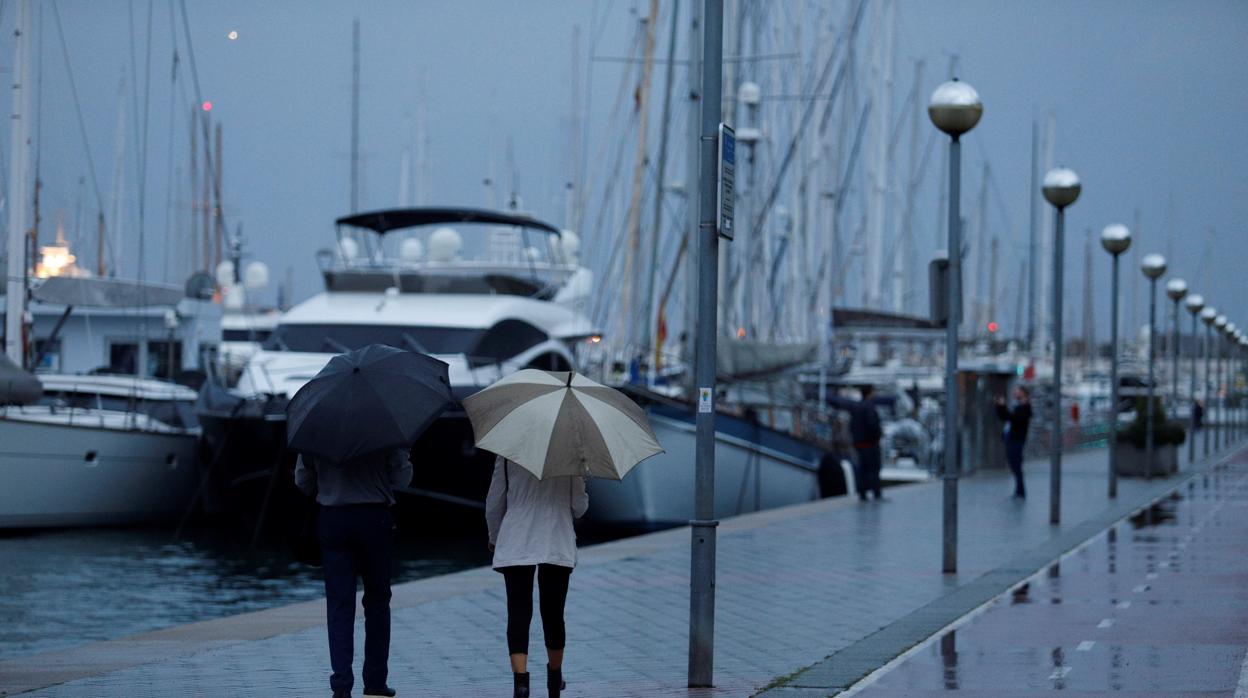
[[6, 0, 1247, 339]]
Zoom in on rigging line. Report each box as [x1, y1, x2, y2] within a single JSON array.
[[751, 0, 868, 250], [49, 0, 108, 221]]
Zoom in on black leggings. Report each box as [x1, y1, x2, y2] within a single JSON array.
[[501, 564, 572, 655]]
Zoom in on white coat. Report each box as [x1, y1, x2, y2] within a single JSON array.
[[485, 456, 589, 570]]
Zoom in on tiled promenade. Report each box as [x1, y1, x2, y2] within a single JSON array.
[[3, 443, 1240, 697]]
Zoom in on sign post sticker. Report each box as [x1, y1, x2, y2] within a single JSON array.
[[698, 387, 713, 413], [717, 123, 735, 240]]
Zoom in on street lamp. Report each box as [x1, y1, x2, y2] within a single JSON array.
[[1140, 253, 1167, 478], [1201, 306, 1218, 456], [1215, 314, 1228, 450], [1101, 224, 1131, 496], [929, 77, 982, 575], [1165, 279, 1187, 410], [1184, 293, 1205, 464], [1042, 168, 1081, 524]]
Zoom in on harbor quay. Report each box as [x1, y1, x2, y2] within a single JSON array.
[[4, 445, 1244, 697]]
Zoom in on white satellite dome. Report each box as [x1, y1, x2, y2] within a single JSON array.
[[243, 261, 270, 290], [215, 260, 235, 288], [400, 237, 425, 263], [223, 284, 246, 310], [429, 227, 462, 262], [338, 237, 360, 261], [560, 231, 581, 263]]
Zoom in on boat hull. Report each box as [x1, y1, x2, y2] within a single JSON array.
[[586, 407, 824, 528], [0, 418, 198, 528]]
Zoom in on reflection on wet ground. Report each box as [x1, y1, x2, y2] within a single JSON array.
[[852, 455, 1248, 696]]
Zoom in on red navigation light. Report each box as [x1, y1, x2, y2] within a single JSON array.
[[987, 321, 999, 333], [201, 101, 213, 112]]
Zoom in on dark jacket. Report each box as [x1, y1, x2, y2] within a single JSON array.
[[294, 449, 412, 506], [996, 402, 1033, 444], [827, 395, 883, 447]]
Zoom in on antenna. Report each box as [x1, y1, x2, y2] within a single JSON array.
[[350, 17, 360, 212]]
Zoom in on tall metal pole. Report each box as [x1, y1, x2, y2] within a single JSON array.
[[688, 0, 721, 686], [942, 134, 961, 573], [1218, 332, 1225, 450], [3, 0, 32, 366], [1188, 305, 1201, 463], [1108, 254, 1121, 496], [928, 78, 981, 575], [1146, 278, 1157, 477], [1205, 319, 1214, 456], [1171, 299, 1181, 406], [1049, 207, 1065, 523]]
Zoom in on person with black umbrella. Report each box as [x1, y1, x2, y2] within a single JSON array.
[[289, 344, 454, 698]]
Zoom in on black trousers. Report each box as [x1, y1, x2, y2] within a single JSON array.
[[500, 564, 572, 655], [855, 445, 882, 497], [318, 504, 394, 693], [1006, 439, 1026, 497]]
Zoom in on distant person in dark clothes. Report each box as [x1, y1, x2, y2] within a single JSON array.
[[1194, 400, 1205, 430], [827, 385, 884, 500], [296, 449, 410, 698], [995, 386, 1033, 499]]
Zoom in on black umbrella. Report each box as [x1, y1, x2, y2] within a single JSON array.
[[286, 344, 454, 464]]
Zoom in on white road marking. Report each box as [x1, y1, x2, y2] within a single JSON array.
[[1146, 572, 1159, 580], [1116, 600, 1131, 609], [1076, 640, 1096, 651], [1133, 584, 1149, 593], [1098, 618, 1114, 629], [1049, 666, 1072, 680]]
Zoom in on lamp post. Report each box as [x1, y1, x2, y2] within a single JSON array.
[[1042, 168, 1081, 524], [1101, 224, 1131, 496], [1165, 279, 1187, 409], [1225, 324, 1237, 443], [1215, 314, 1228, 450], [928, 78, 982, 574], [1201, 306, 1218, 456], [1140, 253, 1167, 478], [1184, 293, 1205, 464]]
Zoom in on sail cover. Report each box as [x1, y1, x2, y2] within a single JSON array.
[[30, 276, 184, 308]]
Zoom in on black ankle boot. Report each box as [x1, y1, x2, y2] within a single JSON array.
[[513, 672, 530, 698], [547, 665, 563, 698]]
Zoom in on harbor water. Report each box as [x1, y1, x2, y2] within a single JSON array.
[[0, 524, 494, 660]]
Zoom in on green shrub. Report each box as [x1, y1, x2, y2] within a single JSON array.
[[1116, 396, 1186, 449]]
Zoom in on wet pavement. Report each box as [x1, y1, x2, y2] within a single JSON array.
[[847, 452, 1248, 697]]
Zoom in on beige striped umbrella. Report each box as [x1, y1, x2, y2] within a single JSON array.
[[461, 369, 663, 480]]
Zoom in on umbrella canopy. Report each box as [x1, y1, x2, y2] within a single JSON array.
[[286, 344, 453, 464], [462, 369, 663, 480]]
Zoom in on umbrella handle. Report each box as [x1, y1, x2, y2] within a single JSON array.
[[566, 371, 574, 387]]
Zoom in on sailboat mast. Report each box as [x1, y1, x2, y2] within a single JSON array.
[[641, 1, 681, 371], [4, 0, 32, 365], [619, 0, 659, 347]]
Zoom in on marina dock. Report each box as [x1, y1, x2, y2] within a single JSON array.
[[5, 446, 1243, 697]]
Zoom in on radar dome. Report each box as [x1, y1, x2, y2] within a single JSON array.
[[560, 231, 581, 263], [243, 261, 269, 290], [215, 260, 235, 288], [400, 237, 425, 263], [429, 227, 462, 262], [338, 237, 360, 261]]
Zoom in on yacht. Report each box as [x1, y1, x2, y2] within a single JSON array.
[[197, 207, 597, 521], [0, 365, 201, 528]]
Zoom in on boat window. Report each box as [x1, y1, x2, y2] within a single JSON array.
[[146, 341, 184, 380], [472, 320, 548, 364], [222, 328, 272, 342], [263, 324, 484, 355], [108, 342, 140, 375]]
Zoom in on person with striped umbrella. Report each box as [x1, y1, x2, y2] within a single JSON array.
[[463, 370, 662, 698]]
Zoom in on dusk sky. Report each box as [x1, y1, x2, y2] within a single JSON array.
[[5, 0, 1246, 338]]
